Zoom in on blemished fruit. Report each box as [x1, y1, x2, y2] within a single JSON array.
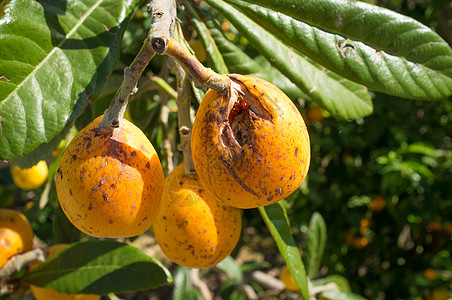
[[56, 115, 164, 238], [0, 209, 33, 268], [11, 160, 48, 190], [30, 244, 100, 300], [279, 266, 298, 292], [153, 164, 242, 268], [191, 74, 310, 209]]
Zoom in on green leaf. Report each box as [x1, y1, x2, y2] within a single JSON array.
[[320, 289, 367, 300], [172, 266, 203, 300], [26, 241, 172, 295], [208, 24, 307, 100], [258, 203, 309, 300], [235, 0, 452, 100], [191, 19, 229, 74], [306, 212, 327, 278], [215, 256, 244, 282], [204, 0, 372, 120], [0, 0, 139, 161], [312, 275, 352, 293]]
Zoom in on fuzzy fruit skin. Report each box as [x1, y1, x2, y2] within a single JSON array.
[[56, 115, 164, 238], [191, 74, 310, 209], [153, 164, 242, 268], [30, 244, 100, 300], [0, 209, 33, 268], [11, 160, 48, 190]]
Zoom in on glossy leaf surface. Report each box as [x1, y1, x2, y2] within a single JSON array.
[[235, 0, 452, 100], [0, 0, 138, 161], [26, 241, 172, 294], [205, 0, 372, 120], [259, 203, 309, 299]]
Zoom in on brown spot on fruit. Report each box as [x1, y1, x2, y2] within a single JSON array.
[[191, 74, 310, 208], [153, 164, 242, 268], [55, 115, 164, 238]]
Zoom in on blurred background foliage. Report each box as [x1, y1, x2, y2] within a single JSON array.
[[1, 0, 451, 299]]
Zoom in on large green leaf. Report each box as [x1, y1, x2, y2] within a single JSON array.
[[204, 0, 372, 120], [234, 0, 452, 100], [26, 241, 172, 295], [258, 203, 309, 299], [208, 25, 307, 100], [0, 0, 139, 161]]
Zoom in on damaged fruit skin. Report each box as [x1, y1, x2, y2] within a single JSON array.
[[153, 164, 242, 268], [56, 115, 164, 238], [191, 74, 310, 209]]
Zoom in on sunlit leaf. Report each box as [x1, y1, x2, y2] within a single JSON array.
[[26, 241, 172, 295], [0, 0, 139, 161]]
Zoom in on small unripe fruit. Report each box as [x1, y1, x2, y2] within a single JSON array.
[[192, 74, 310, 209], [11, 160, 48, 190], [0, 209, 33, 268], [153, 164, 242, 268], [56, 115, 164, 238]]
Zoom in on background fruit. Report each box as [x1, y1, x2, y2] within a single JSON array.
[[191, 74, 310, 209], [279, 266, 298, 292], [30, 244, 100, 300], [0, 209, 33, 268], [153, 164, 242, 268], [11, 160, 48, 190], [56, 115, 164, 238]]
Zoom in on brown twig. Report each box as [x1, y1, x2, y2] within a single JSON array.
[[0, 248, 44, 279], [164, 38, 229, 92], [175, 65, 196, 175], [100, 39, 155, 129], [148, 0, 177, 54]]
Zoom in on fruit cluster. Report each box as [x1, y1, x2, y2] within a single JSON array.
[[54, 74, 310, 268]]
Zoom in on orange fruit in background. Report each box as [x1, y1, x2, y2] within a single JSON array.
[[0, 209, 33, 268], [428, 221, 443, 232], [279, 266, 298, 292], [191, 74, 310, 209], [30, 244, 100, 300], [153, 164, 242, 268], [307, 106, 324, 123], [56, 115, 164, 238], [370, 195, 386, 212], [423, 268, 437, 281], [11, 160, 48, 190]]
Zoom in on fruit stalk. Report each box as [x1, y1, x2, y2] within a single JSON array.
[[100, 39, 155, 129], [100, 0, 178, 129], [165, 38, 230, 92], [0, 248, 44, 279], [175, 65, 196, 174]]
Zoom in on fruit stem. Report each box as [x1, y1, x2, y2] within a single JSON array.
[[165, 38, 230, 92], [0, 248, 44, 279], [100, 39, 156, 129], [175, 65, 196, 175]]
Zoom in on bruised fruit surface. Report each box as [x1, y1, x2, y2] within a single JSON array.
[[30, 244, 100, 300], [0, 209, 33, 268], [11, 160, 48, 190], [191, 74, 310, 209], [56, 115, 164, 238], [153, 164, 242, 268]]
